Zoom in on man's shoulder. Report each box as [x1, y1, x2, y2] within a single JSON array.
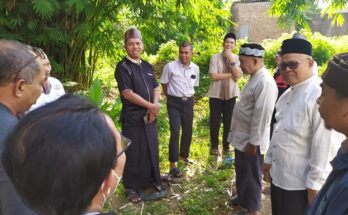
[[165, 60, 179, 68], [190, 62, 199, 71], [0, 107, 17, 148], [211, 52, 223, 58]]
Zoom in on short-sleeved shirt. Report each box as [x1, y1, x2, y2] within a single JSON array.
[[207, 52, 241, 100], [115, 57, 159, 126], [160, 60, 199, 97]]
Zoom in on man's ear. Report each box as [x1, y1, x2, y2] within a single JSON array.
[[13, 79, 26, 98], [100, 170, 114, 195], [342, 99, 348, 119], [308, 58, 314, 69], [253, 58, 258, 66]]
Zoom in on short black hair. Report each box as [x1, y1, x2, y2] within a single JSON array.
[[2, 94, 117, 215], [0, 40, 41, 86], [224, 32, 236, 42], [179, 41, 193, 50]]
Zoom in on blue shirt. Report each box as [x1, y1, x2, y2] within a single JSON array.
[[308, 147, 348, 215], [0, 103, 35, 215]]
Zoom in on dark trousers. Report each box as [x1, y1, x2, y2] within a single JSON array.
[[271, 183, 308, 215], [235, 148, 263, 212], [209, 97, 236, 150], [167, 95, 194, 162]]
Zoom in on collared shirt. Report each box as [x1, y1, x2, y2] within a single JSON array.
[[228, 67, 278, 154], [115, 57, 158, 126], [266, 76, 344, 191], [160, 60, 199, 97], [207, 52, 241, 100], [307, 148, 348, 215], [28, 77, 65, 112]]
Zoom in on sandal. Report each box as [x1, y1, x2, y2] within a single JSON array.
[[169, 167, 183, 178], [139, 189, 166, 201], [125, 189, 143, 204]]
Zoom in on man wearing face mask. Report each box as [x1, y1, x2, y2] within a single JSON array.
[[263, 38, 345, 215], [2, 94, 126, 215]]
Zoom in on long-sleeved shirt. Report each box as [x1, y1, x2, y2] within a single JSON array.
[[307, 147, 348, 215], [265, 76, 345, 191], [0, 103, 36, 215], [228, 67, 278, 154]]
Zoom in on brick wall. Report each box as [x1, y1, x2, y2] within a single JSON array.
[[231, 1, 348, 42], [231, 1, 292, 42]]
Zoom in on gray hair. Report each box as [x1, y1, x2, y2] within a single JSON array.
[[0, 40, 41, 86]]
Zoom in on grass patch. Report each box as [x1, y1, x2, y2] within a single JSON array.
[[108, 98, 237, 214]]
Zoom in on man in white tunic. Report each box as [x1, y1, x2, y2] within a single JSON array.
[[263, 38, 344, 215], [228, 43, 277, 215]]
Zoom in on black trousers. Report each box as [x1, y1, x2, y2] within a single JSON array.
[[167, 95, 194, 162], [235, 148, 263, 212], [271, 183, 308, 215], [209, 97, 236, 150]]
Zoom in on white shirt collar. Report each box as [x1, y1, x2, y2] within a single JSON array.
[[127, 56, 142, 64]]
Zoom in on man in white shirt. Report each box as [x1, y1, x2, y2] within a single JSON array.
[[227, 43, 277, 215], [160, 42, 199, 178], [29, 51, 65, 112], [263, 38, 344, 215]]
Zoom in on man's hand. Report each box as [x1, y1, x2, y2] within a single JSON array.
[[148, 112, 157, 124], [244, 142, 257, 157], [263, 163, 272, 183], [223, 50, 235, 64], [308, 189, 319, 204], [148, 103, 160, 116]]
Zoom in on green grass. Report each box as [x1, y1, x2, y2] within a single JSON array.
[[107, 97, 237, 214]]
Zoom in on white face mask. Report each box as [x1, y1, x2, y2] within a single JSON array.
[[112, 170, 122, 191], [102, 170, 122, 202]]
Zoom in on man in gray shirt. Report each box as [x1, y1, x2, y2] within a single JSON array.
[[0, 40, 46, 214]]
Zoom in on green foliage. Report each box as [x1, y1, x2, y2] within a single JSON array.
[[0, 0, 232, 91], [86, 78, 122, 126], [270, 0, 347, 29], [154, 40, 179, 65], [261, 31, 348, 74]]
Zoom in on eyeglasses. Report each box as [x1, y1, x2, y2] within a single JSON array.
[[30, 47, 46, 59], [280, 61, 301, 71], [115, 135, 132, 159], [280, 59, 309, 71], [13, 46, 46, 81]]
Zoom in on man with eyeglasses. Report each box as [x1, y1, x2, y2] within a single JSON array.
[[28, 50, 65, 112], [263, 38, 344, 215], [0, 40, 46, 214]]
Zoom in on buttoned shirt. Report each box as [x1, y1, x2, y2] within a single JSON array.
[[228, 67, 278, 154], [207, 52, 241, 100], [265, 76, 344, 191], [160, 60, 199, 97]]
